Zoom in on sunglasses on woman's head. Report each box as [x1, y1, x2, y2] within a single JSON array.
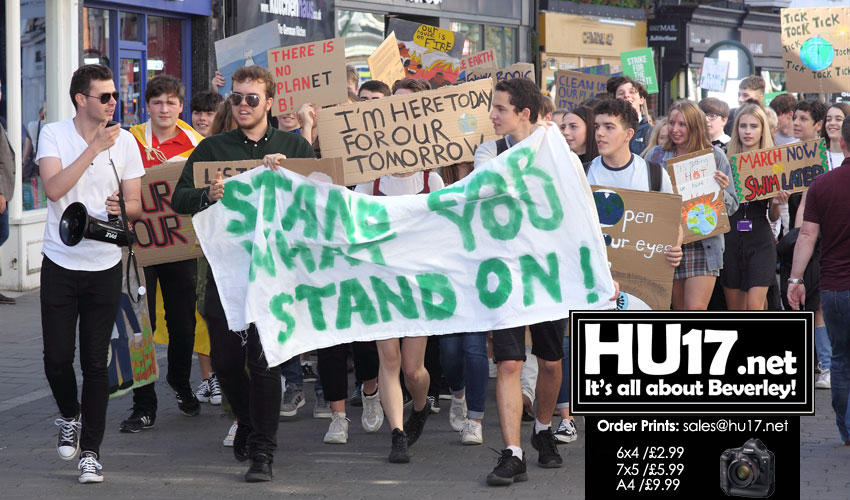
[[83, 92, 120, 104], [229, 92, 263, 108]]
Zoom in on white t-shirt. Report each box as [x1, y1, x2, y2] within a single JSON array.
[[828, 150, 845, 170], [354, 170, 444, 196], [36, 119, 145, 271], [586, 153, 674, 194]]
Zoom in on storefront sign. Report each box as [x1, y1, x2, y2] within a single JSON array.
[[267, 37, 348, 115], [729, 139, 829, 203], [316, 79, 496, 184], [583, 31, 613, 46], [554, 70, 609, 111], [590, 186, 680, 311], [647, 18, 681, 48], [667, 149, 730, 244], [388, 18, 466, 86], [699, 57, 730, 92], [368, 32, 408, 88], [620, 47, 658, 94], [233, 0, 335, 46], [780, 7, 850, 92]]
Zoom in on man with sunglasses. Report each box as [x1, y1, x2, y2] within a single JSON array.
[[120, 74, 206, 434], [172, 65, 315, 483], [36, 64, 144, 483]]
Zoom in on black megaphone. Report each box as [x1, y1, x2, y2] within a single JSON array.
[[59, 201, 133, 247]]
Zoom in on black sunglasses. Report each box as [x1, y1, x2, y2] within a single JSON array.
[[229, 92, 263, 108], [83, 92, 119, 104]]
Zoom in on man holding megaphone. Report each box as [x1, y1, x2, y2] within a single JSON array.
[[35, 64, 144, 484]]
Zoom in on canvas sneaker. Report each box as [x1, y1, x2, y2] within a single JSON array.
[[313, 391, 332, 419], [486, 449, 528, 486], [280, 386, 305, 417], [119, 408, 155, 433], [361, 388, 384, 432], [78, 451, 104, 484], [449, 396, 467, 432], [816, 369, 831, 389], [175, 390, 201, 416], [208, 374, 222, 405], [323, 413, 350, 444], [460, 419, 483, 445], [223, 422, 238, 447], [427, 395, 440, 414], [195, 379, 211, 403], [55, 415, 81, 460], [554, 418, 578, 444], [301, 363, 318, 383]]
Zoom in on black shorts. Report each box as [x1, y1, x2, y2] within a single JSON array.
[[492, 319, 566, 362]]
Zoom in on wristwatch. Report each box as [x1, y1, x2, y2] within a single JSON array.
[[787, 278, 804, 284]]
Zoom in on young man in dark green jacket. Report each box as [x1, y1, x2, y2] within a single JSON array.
[[171, 65, 315, 483]]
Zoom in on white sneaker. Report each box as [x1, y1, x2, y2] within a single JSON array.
[[208, 374, 222, 405], [223, 422, 238, 447], [195, 379, 211, 403], [324, 413, 350, 444], [816, 369, 831, 389], [361, 388, 384, 433], [460, 419, 483, 445], [449, 396, 467, 432], [554, 418, 578, 443], [78, 452, 104, 484]]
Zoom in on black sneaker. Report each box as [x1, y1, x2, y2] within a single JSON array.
[[486, 449, 528, 486], [233, 423, 251, 462], [350, 383, 363, 407], [403, 400, 430, 447], [301, 363, 318, 383], [55, 415, 81, 460], [530, 428, 563, 468], [245, 453, 273, 482], [175, 390, 201, 417], [388, 428, 410, 463], [119, 408, 156, 433]]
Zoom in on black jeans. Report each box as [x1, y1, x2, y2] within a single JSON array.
[[317, 344, 350, 402], [204, 275, 281, 457], [41, 256, 122, 457], [132, 260, 198, 413]]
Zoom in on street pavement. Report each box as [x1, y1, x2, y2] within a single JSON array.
[[1, 290, 846, 499]]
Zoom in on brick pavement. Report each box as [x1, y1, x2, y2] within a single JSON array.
[[1, 290, 846, 499]]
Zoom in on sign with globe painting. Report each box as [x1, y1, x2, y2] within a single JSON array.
[[666, 149, 731, 245], [781, 7, 850, 92], [590, 186, 681, 311]]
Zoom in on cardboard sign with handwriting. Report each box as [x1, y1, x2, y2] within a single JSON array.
[[193, 158, 345, 187], [459, 49, 497, 72], [667, 149, 730, 244], [134, 161, 203, 267], [317, 79, 497, 185], [267, 37, 347, 116], [728, 139, 829, 203], [554, 70, 609, 111], [591, 185, 680, 310], [465, 63, 535, 84], [781, 7, 850, 93], [368, 32, 407, 88]]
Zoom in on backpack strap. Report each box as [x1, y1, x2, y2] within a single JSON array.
[[423, 170, 431, 194], [582, 161, 591, 175], [372, 178, 381, 196], [495, 137, 508, 156], [647, 161, 663, 192]]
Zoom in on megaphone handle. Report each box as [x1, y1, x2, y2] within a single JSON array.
[[107, 148, 143, 303]]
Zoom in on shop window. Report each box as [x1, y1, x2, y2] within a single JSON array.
[[336, 10, 385, 84], [83, 8, 112, 66], [147, 16, 182, 79], [119, 11, 141, 42], [19, 5, 48, 211], [450, 22, 482, 55], [484, 25, 516, 68]]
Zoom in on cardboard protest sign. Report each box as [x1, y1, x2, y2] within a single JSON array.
[[667, 149, 730, 244], [267, 37, 347, 115], [729, 139, 829, 203], [591, 186, 680, 311], [214, 20, 280, 97], [316, 79, 497, 185], [699, 57, 730, 92], [781, 7, 850, 93], [577, 64, 612, 76], [368, 32, 407, 88], [620, 48, 658, 94], [193, 158, 345, 187], [192, 127, 616, 366], [465, 63, 535, 84], [109, 257, 158, 397], [459, 49, 497, 72], [554, 70, 609, 111], [388, 18, 466, 87], [133, 161, 203, 267]]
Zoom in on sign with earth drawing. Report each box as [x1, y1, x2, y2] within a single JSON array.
[[781, 7, 850, 92], [666, 149, 731, 244]]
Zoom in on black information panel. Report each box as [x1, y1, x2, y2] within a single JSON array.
[[572, 312, 811, 499]]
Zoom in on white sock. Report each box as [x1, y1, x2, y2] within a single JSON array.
[[535, 420, 551, 433], [507, 446, 523, 459], [334, 411, 346, 418], [452, 395, 465, 403]]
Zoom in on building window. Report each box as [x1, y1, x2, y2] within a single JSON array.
[[450, 22, 482, 55], [336, 9, 385, 84], [485, 25, 516, 67], [147, 16, 183, 79], [83, 8, 112, 66]]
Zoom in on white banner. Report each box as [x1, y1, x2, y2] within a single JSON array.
[[192, 127, 616, 366]]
